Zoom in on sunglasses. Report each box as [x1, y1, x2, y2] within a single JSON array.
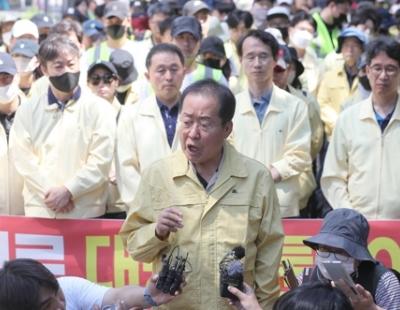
[[88, 74, 116, 86]]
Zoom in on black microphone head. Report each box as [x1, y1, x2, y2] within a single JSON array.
[[232, 246, 245, 259]]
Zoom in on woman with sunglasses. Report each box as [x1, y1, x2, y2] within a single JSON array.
[[87, 61, 126, 219]]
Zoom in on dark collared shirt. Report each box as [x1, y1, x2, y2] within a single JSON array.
[[48, 86, 82, 111], [156, 98, 178, 147], [374, 109, 394, 133], [251, 88, 272, 124]]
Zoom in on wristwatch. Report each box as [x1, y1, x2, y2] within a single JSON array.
[[144, 287, 158, 307]]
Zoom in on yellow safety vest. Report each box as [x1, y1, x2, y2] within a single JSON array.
[[312, 12, 340, 58]]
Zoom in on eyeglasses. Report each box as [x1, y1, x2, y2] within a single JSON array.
[[88, 74, 116, 86], [369, 65, 399, 77], [316, 250, 351, 262]]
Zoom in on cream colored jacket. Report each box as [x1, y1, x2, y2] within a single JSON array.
[[116, 95, 180, 208], [232, 85, 312, 217], [0, 116, 24, 215], [321, 96, 400, 219], [120, 143, 284, 310], [10, 88, 116, 218]]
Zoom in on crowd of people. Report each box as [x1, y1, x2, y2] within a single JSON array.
[[1, 0, 400, 309]]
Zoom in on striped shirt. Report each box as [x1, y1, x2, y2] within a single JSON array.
[[375, 271, 400, 310]]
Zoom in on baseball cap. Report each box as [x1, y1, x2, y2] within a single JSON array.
[[183, 0, 210, 16], [277, 0, 293, 6], [11, 19, 39, 39], [265, 28, 285, 45], [0, 52, 17, 75], [337, 27, 367, 52], [88, 60, 118, 77], [266, 6, 290, 20], [104, 1, 130, 19], [31, 13, 54, 29], [171, 16, 202, 41], [10, 39, 39, 58], [199, 36, 226, 59], [110, 49, 138, 85], [83, 19, 104, 38]]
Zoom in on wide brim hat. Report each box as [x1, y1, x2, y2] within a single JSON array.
[[303, 209, 375, 262]]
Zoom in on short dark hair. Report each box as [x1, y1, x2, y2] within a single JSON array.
[[0, 259, 59, 310], [159, 16, 175, 36], [273, 282, 353, 310], [290, 10, 317, 31], [180, 79, 236, 125], [236, 29, 279, 60], [226, 9, 253, 30], [145, 43, 184, 69], [325, 0, 351, 7], [350, 6, 381, 33], [38, 34, 80, 67], [49, 19, 83, 43], [365, 37, 400, 67]]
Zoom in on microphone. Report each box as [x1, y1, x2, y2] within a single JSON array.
[[219, 246, 245, 300]]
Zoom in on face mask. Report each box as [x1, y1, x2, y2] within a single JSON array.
[[0, 78, 19, 104], [203, 58, 221, 70], [14, 56, 36, 73], [291, 29, 314, 50], [106, 25, 126, 40], [39, 33, 48, 44], [315, 253, 356, 279], [2, 31, 11, 47], [359, 75, 371, 91], [334, 13, 348, 27], [49, 71, 80, 93]]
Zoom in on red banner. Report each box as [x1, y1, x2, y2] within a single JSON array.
[[1, 216, 399, 288]]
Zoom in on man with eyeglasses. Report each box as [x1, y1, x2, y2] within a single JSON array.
[[321, 37, 400, 220], [231, 29, 312, 218]]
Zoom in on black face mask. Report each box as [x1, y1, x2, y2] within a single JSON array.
[[277, 27, 289, 42], [203, 58, 221, 70], [106, 25, 126, 40], [39, 33, 48, 44], [334, 14, 347, 27], [49, 71, 80, 93], [359, 75, 371, 91]]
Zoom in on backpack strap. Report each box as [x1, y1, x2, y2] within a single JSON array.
[[354, 261, 387, 303]]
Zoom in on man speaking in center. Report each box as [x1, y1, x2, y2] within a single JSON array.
[[120, 79, 284, 309]]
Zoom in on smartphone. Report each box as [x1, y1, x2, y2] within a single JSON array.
[[321, 261, 358, 295]]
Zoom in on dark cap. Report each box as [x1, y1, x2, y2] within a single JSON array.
[[88, 60, 118, 77], [31, 13, 54, 29], [11, 39, 39, 58], [104, 1, 130, 19], [83, 19, 104, 38], [303, 209, 375, 262], [183, 0, 210, 16], [199, 36, 226, 59], [110, 49, 138, 85], [0, 52, 17, 75], [171, 16, 202, 41]]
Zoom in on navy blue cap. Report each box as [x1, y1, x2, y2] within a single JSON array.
[[171, 16, 202, 41], [31, 13, 54, 29], [83, 19, 104, 38], [337, 27, 367, 52], [88, 60, 118, 77], [11, 39, 39, 58], [0, 52, 17, 75]]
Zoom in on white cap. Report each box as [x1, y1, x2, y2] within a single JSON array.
[[266, 6, 290, 19], [11, 19, 39, 40], [265, 27, 285, 45], [277, 0, 293, 6]]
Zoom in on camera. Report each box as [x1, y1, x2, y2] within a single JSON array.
[[219, 246, 245, 300], [156, 246, 189, 295]]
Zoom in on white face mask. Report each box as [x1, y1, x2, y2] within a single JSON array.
[[290, 29, 314, 50], [2, 31, 12, 47], [117, 83, 131, 92], [13, 56, 37, 73], [0, 78, 19, 104], [315, 253, 356, 279]]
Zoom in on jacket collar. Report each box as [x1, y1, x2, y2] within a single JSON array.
[[171, 142, 248, 180], [138, 95, 159, 116], [359, 95, 400, 121], [238, 84, 283, 115]]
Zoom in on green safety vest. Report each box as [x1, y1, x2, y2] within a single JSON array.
[[312, 12, 340, 58], [87, 41, 111, 65], [193, 63, 224, 82]]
